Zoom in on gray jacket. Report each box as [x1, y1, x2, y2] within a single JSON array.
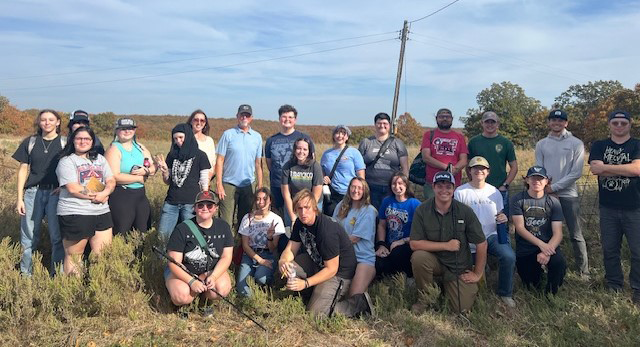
[[535, 130, 585, 198]]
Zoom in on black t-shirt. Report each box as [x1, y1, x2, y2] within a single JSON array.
[[165, 149, 211, 204], [12, 135, 64, 188], [510, 191, 564, 257], [290, 213, 357, 279], [589, 138, 640, 209], [166, 217, 233, 275]]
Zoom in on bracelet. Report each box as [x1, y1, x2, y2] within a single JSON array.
[[374, 241, 388, 251], [188, 278, 197, 287], [304, 279, 310, 289]]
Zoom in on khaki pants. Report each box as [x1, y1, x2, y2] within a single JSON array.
[[411, 250, 478, 313], [218, 181, 256, 233]]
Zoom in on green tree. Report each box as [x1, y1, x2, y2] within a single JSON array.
[[395, 112, 424, 145], [462, 81, 542, 147], [93, 111, 117, 137]]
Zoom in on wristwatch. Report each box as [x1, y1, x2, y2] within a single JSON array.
[[502, 183, 510, 189]]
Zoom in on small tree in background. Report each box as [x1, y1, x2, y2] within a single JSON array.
[[395, 112, 425, 145], [93, 112, 117, 138]]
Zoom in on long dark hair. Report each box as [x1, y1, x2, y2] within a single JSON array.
[[60, 126, 99, 161], [388, 172, 414, 199], [288, 137, 314, 166], [251, 187, 273, 212], [35, 109, 62, 135], [187, 109, 210, 136]]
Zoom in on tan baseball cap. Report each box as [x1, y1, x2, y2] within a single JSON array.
[[469, 156, 490, 169]]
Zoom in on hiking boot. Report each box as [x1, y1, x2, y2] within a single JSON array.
[[500, 296, 516, 308], [200, 306, 214, 318], [633, 290, 640, 307], [363, 292, 375, 317]]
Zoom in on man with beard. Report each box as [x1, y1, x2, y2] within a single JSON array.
[[421, 108, 468, 199]]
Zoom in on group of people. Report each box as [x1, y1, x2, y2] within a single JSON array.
[[13, 103, 640, 318]]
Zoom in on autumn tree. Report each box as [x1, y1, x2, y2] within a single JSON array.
[[394, 112, 424, 145], [93, 111, 118, 137], [462, 81, 543, 147]]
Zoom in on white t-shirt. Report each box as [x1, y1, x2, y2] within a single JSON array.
[[56, 154, 113, 216], [196, 135, 217, 170], [238, 211, 286, 250], [454, 182, 504, 238]]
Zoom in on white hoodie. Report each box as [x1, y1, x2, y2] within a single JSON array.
[[534, 129, 585, 198]]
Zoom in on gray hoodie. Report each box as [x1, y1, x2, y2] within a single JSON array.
[[535, 129, 585, 198]]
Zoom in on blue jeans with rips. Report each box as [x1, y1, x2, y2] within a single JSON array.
[[157, 202, 194, 243], [236, 251, 275, 297], [20, 186, 64, 275], [487, 234, 516, 298]]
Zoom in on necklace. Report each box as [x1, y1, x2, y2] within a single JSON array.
[[41, 136, 55, 154]]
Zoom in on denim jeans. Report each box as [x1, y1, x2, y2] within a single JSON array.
[[368, 183, 390, 211], [599, 205, 640, 290], [157, 202, 194, 242], [236, 251, 275, 297], [559, 196, 589, 274], [20, 186, 64, 275], [486, 234, 516, 297], [500, 190, 509, 217]]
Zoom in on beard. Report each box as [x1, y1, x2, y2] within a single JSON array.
[[437, 121, 452, 130]]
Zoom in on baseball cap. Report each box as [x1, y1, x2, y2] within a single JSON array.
[[436, 108, 452, 117], [526, 166, 549, 179], [548, 109, 568, 120], [433, 171, 456, 185], [70, 110, 90, 124], [481, 111, 499, 122], [608, 110, 631, 121], [115, 117, 137, 129], [469, 156, 490, 169], [237, 104, 253, 115], [333, 124, 352, 136], [195, 190, 220, 205]]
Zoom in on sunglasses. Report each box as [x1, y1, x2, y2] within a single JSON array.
[[611, 121, 629, 127], [192, 118, 206, 124], [196, 202, 217, 210]]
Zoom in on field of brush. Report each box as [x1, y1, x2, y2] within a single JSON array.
[[0, 135, 639, 346]]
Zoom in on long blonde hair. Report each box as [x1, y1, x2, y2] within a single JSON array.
[[336, 177, 371, 220]]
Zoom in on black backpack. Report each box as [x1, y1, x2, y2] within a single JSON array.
[[408, 130, 434, 186]]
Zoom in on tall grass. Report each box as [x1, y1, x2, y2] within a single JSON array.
[[1, 135, 639, 346]]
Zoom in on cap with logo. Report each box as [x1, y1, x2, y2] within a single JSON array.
[[195, 190, 220, 204], [433, 171, 456, 185], [237, 104, 253, 116], [115, 117, 137, 129], [481, 112, 499, 122], [70, 110, 90, 124], [548, 109, 568, 121], [469, 156, 490, 169], [526, 166, 549, 179], [608, 110, 631, 121]]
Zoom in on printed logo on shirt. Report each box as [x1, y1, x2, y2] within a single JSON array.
[[601, 146, 633, 192], [433, 137, 459, 156], [171, 157, 194, 187], [290, 170, 314, 182], [524, 204, 547, 237], [386, 206, 409, 242], [495, 144, 503, 153]]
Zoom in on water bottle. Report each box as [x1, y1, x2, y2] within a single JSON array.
[[497, 222, 508, 244], [143, 158, 151, 168], [287, 262, 296, 285]]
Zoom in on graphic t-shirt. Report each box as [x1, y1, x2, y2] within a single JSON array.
[[333, 202, 377, 265], [164, 149, 211, 204], [281, 160, 323, 198], [238, 211, 286, 250], [467, 134, 516, 188], [454, 183, 503, 238], [12, 135, 65, 188], [265, 131, 314, 188], [358, 136, 408, 186], [290, 213, 356, 279], [320, 147, 366, 195], [420, 129, 468, 186], [56, 154, 113, 215], [510, 191, 563, 257], [378, 196, 421, 244], [166, 218, 233, 275], [589, 138, 640, 210]]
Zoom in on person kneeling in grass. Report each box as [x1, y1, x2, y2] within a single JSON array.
[[278, 189, 374, 317], [165, 191, 233, 310]]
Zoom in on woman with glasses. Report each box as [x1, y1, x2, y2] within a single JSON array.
[[165, 190, 233, 307], [187, 109, 216, 180], [236, 188, 285, 297], [56, 127, 116, 275], [105, 118, 156, 235]]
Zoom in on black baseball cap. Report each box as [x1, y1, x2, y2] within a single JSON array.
[[70, 110, 90, 124], [548, 109, 568, 120], [433, 171, 455, 185], [526, 166, 549, 179], [237, 104, 253, 116], [115, 117, 137, 129], [609, 110, 631, 121]]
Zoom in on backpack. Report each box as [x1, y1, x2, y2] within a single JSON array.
[[27, 135, 67, 156], [408, 130, 434, 185]]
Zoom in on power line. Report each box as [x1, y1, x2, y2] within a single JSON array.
[[0, 31, 399, 81], [410, 0, 462, 23], [3, 38, 397, 91]]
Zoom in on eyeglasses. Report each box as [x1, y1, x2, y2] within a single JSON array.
[[192, 118, 206, 124], [74, 137, 93, 142], [611, 121, 629, 127], [196, 202, 216, 210]]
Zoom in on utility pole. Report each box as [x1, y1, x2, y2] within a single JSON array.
[[391, 20, 409, 134]]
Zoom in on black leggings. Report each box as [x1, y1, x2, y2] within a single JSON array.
[[108, 186, 151, 235], [376, 243, 413, 278], [516, 249, 566, 294]]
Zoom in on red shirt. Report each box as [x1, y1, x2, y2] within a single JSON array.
[[420, 129, 468, 186]]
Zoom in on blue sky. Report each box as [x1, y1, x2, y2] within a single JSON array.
[[0, 0, 638, 128]]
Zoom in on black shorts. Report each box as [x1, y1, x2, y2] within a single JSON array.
[[58, 213, 113, 241]]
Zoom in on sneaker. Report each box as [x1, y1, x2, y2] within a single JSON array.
[[362, 292, 376, 317], [200, 307, 214, 318], [633, 290, 640, 307], [500, 296, 516, 308]]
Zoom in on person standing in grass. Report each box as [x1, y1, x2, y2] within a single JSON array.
[[215, 104, 263, 230], [375, 172, 421, 279], [165, 191, 233, 308], [265, 104, 314, 218], [589, 110, 640, 305], [410, 171, 487, 313], [511, 166, 566, 294], [333, 177, 377, 298], [56, 127, 116, 275], [105, 118, 155, 235], [13, 109, 66, 275], [454, 156, 516, 307], [467, 111, 517, 216], [358, 112, 409, 210], [535, 109, 589, 278], [187, 109, 216, 181], [236, 188, 286, 297]]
